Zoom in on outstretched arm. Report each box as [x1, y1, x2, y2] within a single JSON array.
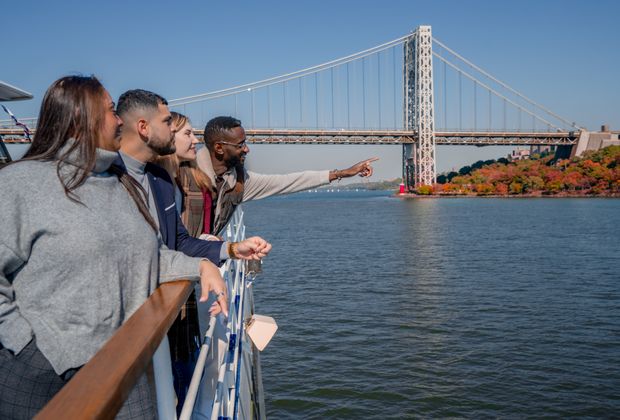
[[329, 157, 379, 181]]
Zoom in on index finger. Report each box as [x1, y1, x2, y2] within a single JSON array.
[[364, 157, 380, 163]]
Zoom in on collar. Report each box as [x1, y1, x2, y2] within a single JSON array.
[[58, 138, 118, 174], [196, 146, 218, 184], [118, 150, 147, 175], [195, 146, 243, 186]]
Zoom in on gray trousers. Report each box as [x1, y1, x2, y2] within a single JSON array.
[[0, 339, 157, 419]]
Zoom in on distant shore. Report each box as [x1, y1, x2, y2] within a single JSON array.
[[393, 192, 620, 199]]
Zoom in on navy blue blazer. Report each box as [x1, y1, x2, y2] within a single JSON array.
[[114, 155, 223, 265]]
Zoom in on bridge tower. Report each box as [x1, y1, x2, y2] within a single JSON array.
[[403, 25, 436, 190]]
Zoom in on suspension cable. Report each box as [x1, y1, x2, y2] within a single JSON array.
[[434, 53, 560, 130], [169, 35, 410, 106], [434, 38, 581, 129]]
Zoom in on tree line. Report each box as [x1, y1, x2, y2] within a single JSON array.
[[416, 146, 620, 196]]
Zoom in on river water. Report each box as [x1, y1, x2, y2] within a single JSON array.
[[242, 192, 619, 419]]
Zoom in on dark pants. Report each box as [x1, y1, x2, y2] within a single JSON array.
[[0, 339, 157, 419]]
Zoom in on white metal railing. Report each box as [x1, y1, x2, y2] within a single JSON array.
[[179, 316, 217, 419], [176, 207, 265, 420]]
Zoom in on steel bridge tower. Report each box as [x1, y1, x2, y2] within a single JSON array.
[[403, 25, 436, 190]]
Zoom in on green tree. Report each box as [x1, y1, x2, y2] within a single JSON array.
[[459, 165, 472, 176]]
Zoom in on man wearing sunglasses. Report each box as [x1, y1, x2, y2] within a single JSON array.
[[196, 116, 378, 235]]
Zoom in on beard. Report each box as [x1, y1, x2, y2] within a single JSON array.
[[225, 154, 245, 169], [148, 136, 176, 156]]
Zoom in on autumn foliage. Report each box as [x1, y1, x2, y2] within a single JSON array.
[[434, 146, 620, 196]]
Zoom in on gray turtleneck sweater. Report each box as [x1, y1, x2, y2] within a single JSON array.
[[0, 144, 203, 374]]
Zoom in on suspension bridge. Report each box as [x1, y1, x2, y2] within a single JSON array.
[[1, 25, 589, 189]]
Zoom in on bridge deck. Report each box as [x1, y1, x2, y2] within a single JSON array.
[[226, 129, 577, 146], [0, 128, 578, 146]]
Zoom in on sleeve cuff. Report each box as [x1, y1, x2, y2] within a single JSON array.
[[220, 241, 230, 260], [0, 314, 34, 355], [320, 170, 331, 184]]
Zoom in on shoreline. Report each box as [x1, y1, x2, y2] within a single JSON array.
[[392, 192, 620, 199]]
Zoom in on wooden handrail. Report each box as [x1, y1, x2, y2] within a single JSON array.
[[35, 280, 194, 420]]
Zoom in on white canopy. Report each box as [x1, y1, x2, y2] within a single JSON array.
[[0, 81, 33, 101]]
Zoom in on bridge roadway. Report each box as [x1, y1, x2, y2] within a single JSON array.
[[0, 128, 578, 146]]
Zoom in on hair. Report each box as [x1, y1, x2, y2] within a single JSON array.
[[157, 112, 213, 192], [203, 116, 242, 151], [109, 164, 157, 230], [171, 111, 189, 133], [116, 89, 168, 118], [19, 75, 156, 230], [22, 75, 105, 195]]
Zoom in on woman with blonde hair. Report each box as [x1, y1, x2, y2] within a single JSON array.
[[158, 112, 217, 237], [159, 112, 272, 411]]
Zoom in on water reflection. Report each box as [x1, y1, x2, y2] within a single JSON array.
[[244, 193, 620, 418]]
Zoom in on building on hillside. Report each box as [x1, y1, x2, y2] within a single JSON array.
[[509, 147, 530, 161], [572, 125, 620, 158], [530, 145, 557, 156], [583, 125, 620, 151]]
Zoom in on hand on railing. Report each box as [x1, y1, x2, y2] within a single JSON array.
[[198, 260, 229, 317], [231, 236, 272, 260]]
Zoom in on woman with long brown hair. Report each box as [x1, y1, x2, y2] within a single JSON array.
[[0, 76, 228, 419]]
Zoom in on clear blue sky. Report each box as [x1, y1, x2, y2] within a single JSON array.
[[3, 0, 619, 179]]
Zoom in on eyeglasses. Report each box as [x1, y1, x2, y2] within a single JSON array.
[[217, 140, 247, 149]]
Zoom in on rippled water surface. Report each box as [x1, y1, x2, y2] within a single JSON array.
[[243, 192, 620, 418]]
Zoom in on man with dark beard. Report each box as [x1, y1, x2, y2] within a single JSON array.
[[116, 89, 224, 262], [116, 90, 271, 413], [196, 116, 378, 235]]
